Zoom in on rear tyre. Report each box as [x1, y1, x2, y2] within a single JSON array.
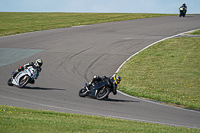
[[79, 88, 87, 97], [18, 75, 30, 88], [96, 87, 110, 100], [7, 78, 13, 86]]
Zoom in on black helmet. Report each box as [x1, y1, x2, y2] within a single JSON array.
[[113, 75, 121, 85]]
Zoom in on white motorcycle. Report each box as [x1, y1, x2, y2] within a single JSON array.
[[8, 66, 38, 88]]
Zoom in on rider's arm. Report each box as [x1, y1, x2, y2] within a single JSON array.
[[35, 67, 42, 79], [24, 62, 34, 68], [37, 67, 42, 72]]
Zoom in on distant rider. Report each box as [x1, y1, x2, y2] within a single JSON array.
[[87, 75, 121, 95], [12, 59, 43, 84], [179, 3, 187, 13]]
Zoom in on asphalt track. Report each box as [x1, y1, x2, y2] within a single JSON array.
[[0, 15, 200, 128]]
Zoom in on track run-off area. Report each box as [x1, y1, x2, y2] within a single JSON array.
[[0, 15, 200, 128]]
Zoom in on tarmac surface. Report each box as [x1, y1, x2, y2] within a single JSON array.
[[0, 15, 200, 128]]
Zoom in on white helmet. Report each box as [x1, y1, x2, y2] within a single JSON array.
[[35, 59, 43, 67]]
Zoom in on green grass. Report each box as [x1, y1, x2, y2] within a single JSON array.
[[1, 12, 200, 132], [0, 12, 174, 36], [1, 105, 199, 133], [190, 30, 200, 35], [117, 37, 200, 110]]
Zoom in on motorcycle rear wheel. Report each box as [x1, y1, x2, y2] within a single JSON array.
[[79, 88, 87, 97], [18, 75, 30, 88], [96, 87, 110, 100], [7, 78, 13, 86]]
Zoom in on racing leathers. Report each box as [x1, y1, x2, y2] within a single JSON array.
[[179, 4, 187, 13], [12, 62, 42, 84], [88, 75, 117, 95]]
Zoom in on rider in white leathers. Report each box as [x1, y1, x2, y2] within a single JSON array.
[[12, 59, 43, 84]]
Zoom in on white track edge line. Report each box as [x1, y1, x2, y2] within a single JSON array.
[[114, 29, 200, 113]]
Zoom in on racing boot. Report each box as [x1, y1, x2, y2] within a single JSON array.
[[87, 84, 94, 93], [87, 81, 93, 90], [12, 66, 23, 79]]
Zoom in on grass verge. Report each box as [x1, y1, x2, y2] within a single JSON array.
[[189, 30, 200, 35], [117, 36, 200, 110], [1, 105, 199, 133], [1, 12, 199, 131], [0, 12, 174, 37]]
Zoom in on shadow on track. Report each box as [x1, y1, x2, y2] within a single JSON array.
[[23, 86, 65, 91], [104, 98, 139, 103], [82, 96, 139, 103]]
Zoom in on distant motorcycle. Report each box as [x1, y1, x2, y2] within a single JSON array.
[[179, 7, 186, 17], [7, 66, 38, 88], [79, 81, 111, 100]]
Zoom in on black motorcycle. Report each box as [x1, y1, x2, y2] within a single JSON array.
[[179, 7, 186, 17], [79, 81, 111, 100]]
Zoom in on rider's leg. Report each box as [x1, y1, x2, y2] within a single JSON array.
[[12, 66, 24, 78], [12, 70, 19, 78]]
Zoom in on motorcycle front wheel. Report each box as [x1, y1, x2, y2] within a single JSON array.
[[79, 88, 88, 97], [96, 87, 110, 100], [18, 75, 30, 88]]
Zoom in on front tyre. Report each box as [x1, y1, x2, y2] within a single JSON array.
[[79, 88, 88, 97], [18, 75, 30, 88], [7, 78, 13, 86], [96, 87, 110, 100]]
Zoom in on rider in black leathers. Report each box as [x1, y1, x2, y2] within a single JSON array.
[[180, 3, 187, 12], [179, 3, 187, 16], [88, 75, 121, 95]]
